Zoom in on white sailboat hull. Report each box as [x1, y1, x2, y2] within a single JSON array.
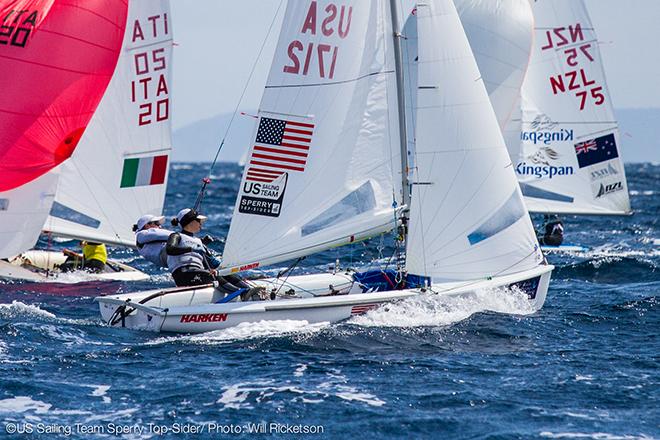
[[96, 265, 552, 333], [0, 250, 149, 282]]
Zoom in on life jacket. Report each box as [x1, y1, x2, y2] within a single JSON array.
[[136, 228, 171, 267], [166, 232, 210, 273], [82, 242, 107, 264]]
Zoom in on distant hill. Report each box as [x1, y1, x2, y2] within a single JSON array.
[[173, 108, 660, 164], [172, 112, 257, 163]]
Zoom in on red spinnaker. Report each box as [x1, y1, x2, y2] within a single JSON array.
[[0, 0, 127, 191]]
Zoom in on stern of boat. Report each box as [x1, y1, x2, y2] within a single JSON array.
[[507, 264, 553, 311]]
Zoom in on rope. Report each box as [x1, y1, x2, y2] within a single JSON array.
[[274, 257, 303, 297]]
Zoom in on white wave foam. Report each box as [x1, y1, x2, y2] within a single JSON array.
[[540, 432, 653, 440], [82, 408, 139, 423], [215, 378, 385, 411], [39, 324, 91, 345], [335, 388, 385, 407], [215, 381, 311, 411], [171, 164, 193, 170], [0, 301, 56, 320], [562, 412, 597, 421], [146, 320, 329, 346], [318, 374, 385, 407], [89, 385, 111, 404], [629, 190, 655, 196], [0, 396, 88, 421], [217, 385, 252, 410], [583, 244, 660, 260], [575, 374, 594, 382], [0, 396, 52, 415], [293, 364, 307, 377], [350, 287, 535, 328], [0, 301, 101, 328]]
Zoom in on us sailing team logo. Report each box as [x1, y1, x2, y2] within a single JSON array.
[[239, 116, 315, 217]]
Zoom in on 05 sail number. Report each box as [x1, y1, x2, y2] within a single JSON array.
[[283, 2, 353, 80], [131, 14, 170, 126], [541, 23, 605, 111]]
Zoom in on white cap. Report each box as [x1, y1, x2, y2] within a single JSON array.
[[136, 214, 165, 231], [175, 208, 207, 227]]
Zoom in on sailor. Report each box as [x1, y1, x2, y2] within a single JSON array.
[[166, 208, 261, 298], [133, 214, 171, 267], [81, 241, 107, 273], [540, 214, 564, 246]]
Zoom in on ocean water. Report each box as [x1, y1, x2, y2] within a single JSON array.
[[0, 163, 658, 439]]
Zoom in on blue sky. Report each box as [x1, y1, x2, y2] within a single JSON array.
[[169, 0, 660, 162]]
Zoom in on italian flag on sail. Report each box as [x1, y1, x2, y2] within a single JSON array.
[[120, 154, 168, 188]]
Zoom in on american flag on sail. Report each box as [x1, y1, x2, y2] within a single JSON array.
[[245, 117, 315, 183]]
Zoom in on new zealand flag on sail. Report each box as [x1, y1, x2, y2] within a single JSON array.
[[574, 133, 619, 169]]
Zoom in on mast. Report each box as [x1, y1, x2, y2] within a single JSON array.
[[388, 0, 411, 211]]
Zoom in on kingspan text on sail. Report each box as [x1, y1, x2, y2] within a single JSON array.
[[516, 163, 574, 179], [521, 128, 574, 145]]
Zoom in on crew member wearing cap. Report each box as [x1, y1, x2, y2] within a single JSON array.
[[166, 208, 255, 295], [133, 214, 172, 268]]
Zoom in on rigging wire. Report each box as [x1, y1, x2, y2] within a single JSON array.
[[274, 256, 304, 297], [193, 0, 285, 211]]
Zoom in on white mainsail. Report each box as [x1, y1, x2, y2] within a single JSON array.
[[405, 0, 543, 282], [43, 0, 174, 246], [507, 0, 631, 215], [220, 1, 403, 273]]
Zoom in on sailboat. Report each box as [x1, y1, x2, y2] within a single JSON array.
[[0, 0, 127, 279], [446, 0, 629, 252], [504, 0, 632, 249], [0, 0, 173, 281], [96, 0, 552, 333]]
